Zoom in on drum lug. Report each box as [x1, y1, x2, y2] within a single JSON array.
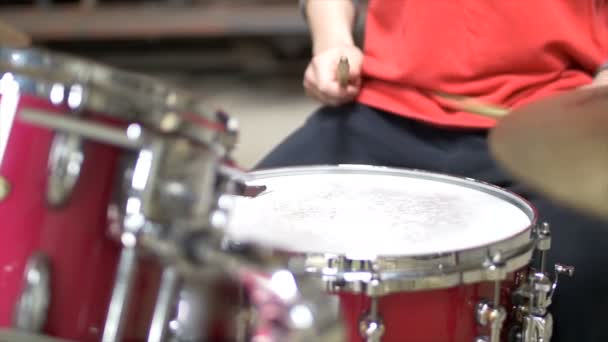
[[475, 300, 506, 342], [44, 83, 89, 207], [46, 132, 85, 207], [12, 252, 51, 332]]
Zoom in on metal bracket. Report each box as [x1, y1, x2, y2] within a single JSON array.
[[46, 132, 84, 207]]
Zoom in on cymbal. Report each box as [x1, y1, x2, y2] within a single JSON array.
[[489, 85, 608, 220], [0, 21, 30, 48]]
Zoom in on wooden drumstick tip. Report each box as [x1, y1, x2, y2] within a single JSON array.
[[337, 56, 350, 88]]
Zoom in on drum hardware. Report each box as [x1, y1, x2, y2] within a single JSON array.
[[43, 82, 89, 206], [46, 133, 84, 207], [0, 71, 20, 166], [475, 300, 506, 342], [154, 146, 221, 228], [103, 142, 166, 342], [506, 222, 575, 342], [0, 47, 232, 149], [12, 252, 51, 333], [509, 264, 574, 342], [101, 243, 139, 342], [535, 223, 551, 274], [147, 266, 179, 342], [174, 226, 346, 341], [215, 163, 269, 199], [0, 74, 18, 207], [358, 274, 385, 342], [19, 109, 147, 151], [242, 270, 344, 342], [511, 271, 554, 342], [158, 111, 182, 133], [475, 253, 507, 342], [120, 189, 345, 342], [135, 232, 345, 341], [103, 203, 159, 342], [234, 183, 267, 198], [0, 175, 10, 201], [99, 126, 222, 227], [20, 103, 229, 224], [314, 241, 536, 296]]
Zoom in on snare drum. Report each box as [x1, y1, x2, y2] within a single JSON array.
[[0, 47, 234, 341], [226, 165, 565, 342]]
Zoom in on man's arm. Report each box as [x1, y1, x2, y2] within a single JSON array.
[[299, 0, 364, 106], [300, 0, 358, 54]]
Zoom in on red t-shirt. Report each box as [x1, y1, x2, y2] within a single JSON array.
[[357, 0, 608, 128]]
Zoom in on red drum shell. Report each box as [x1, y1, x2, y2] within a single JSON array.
[[0, 94, 158, 341], [338, 273, 521, 342]]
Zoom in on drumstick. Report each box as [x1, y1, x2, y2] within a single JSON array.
[[434, 91, 510, 119], [336, 56, 350, 88]]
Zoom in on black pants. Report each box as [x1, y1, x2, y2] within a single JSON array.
[[256, 103, 608, 342]]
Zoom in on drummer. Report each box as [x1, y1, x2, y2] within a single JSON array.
[[257, 1, 608, 341]]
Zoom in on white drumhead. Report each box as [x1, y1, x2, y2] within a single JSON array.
[[225, 166, 533, 258]]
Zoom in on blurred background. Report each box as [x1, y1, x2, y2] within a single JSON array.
[[0, 0, 366, 168]]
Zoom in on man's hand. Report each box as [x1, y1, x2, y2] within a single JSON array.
[[303, 0, 359, 106], [303, 44, 363, 106]]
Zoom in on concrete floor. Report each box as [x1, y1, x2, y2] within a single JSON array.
[[154, 72, 318, 169]]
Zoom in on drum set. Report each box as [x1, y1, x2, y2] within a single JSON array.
[[0, 44, 585, 342]]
